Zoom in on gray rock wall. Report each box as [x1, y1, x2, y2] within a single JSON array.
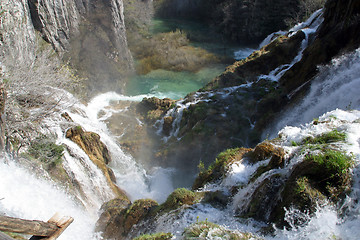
[[0, 0, 38, 64], [1, 0, 134, 94]]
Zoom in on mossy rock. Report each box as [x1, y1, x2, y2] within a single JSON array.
[[137, 97, 176, 124], [66, 126, 128, 198], [96, 198, 132, 240], [159, 188, 202, 212], [133, 232, 173, 240], [66, 126, 111, 164], [183, 221, 262, 240], [240, 174, 285, 221], [96, 198, 158, 240], [270, 150, 354, 227], [124, 199, 159, 233], [249, 145, 286, 182], [193, 148, 251, 190]]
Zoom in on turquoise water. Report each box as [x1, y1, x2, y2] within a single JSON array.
[[125, 66, 226, 100], [125, 18, 254, 99]]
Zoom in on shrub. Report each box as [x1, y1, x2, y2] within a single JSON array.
[[27, 136, 64, 166]]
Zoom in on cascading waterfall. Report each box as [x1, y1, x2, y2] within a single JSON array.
[[0, 88, 177, 239], [0, 158, 103, 239], [133, 109, 360, 240], [263, 47, 360, 139], [258, 9, 323, 82], [156, 9, 324, 142]]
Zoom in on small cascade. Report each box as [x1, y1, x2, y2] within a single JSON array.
[[63, 91, 176, 202], [258, 9, 324, 82]]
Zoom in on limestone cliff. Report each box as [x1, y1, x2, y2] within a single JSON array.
[[0, 0, 134, 94]]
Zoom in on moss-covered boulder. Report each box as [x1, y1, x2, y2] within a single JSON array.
[[96, 198, 132, 239], [124, 199, 159, 233], [137, 97, 176, 124], [96, 199, 158, 240], [161, 188, 201, 210], [193, 148, 252, 190], [183, 221, 262, 240], [66, 126, 127, 198], [241, 147, 354, 227], [133, 232, 173, 240], [269, 149, 354, 226]]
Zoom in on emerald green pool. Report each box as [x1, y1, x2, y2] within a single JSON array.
[[124, 18, 254, 99], [125, 65, 227, 100]]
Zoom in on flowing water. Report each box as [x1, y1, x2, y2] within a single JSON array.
[[263, 47, 360, 139], [1, 9, 360, 240]]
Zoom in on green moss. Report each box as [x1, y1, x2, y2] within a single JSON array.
[[162, 188, 197, 209], [305, 150, 354, 177], [210, 148, 241, 171], [133, 232, 173, 240], [304, 130, 346, 144], [193, 148, 251, 190]]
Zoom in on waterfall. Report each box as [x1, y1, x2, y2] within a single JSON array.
[[264, 47, 360, 139], [0, 158, 102, 240], [257, 9, 323, 82], [135, 109, 360, 239], [0, 89, 176, 239]]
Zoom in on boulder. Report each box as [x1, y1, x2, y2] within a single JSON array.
[[96, 199, 158, 240], [66, 126, 128, 198], [136, 97, 176, 124]]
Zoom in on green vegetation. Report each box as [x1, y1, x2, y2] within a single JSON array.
[[305, 150, 354, 177], [210, 148, 241, 171], [303, 130, 346, 144], [193, 148, 250, 190], [130, 30, 218, 74], [133, 232, 173, 240], [26, 136, 64, 167], [161, 188, 198, 210]]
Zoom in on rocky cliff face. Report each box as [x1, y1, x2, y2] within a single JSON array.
[[0, 0, 38, 64], [1, 0, 134, 94]]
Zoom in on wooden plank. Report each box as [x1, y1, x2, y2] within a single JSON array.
[[0, 216, 57, 236], [30, 213, 74, 240], [0, 232, 15, 240]]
